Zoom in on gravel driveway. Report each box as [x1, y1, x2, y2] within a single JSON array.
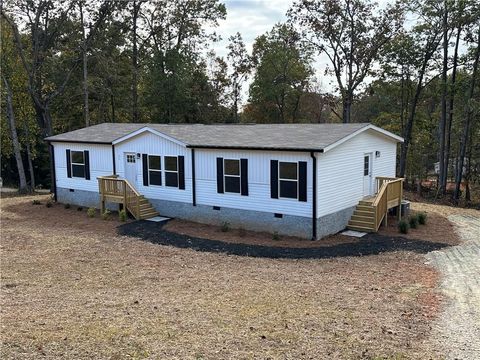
[[426, 213, 480, 359]]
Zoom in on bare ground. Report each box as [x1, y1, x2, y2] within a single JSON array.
[[1, 195, 444, 359]]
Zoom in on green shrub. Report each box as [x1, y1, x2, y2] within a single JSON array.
[[77, 206, 83, 211], [32, 199, 41, 205], [119, 209, 127, 222], [87, 207, 96, 218], [220, 221, 230, 232], [101, 210, 111, 221], [45, 200, 53, 208], [417, 212, 427, 225], [64, 203, 71, 209], [272, 231, 280, 241], [409, 215, 418, 229], [398, 220, 410, 234]]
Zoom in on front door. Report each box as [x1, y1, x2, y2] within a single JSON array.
[[363, 153, 373, 196], [124, 153, 137, 185]]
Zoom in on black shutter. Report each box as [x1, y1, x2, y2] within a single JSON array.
[[66, 149, 72, 178], [178, 156, 185, 190], [84, 150, 90, 180], [240, 158, 248, 196], [216, 157, 224, 193], [270, 160, 278, 199], [299, 161, 307, 202], [142, 154, 149, 186]]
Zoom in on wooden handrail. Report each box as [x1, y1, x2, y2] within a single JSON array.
[[98, 176, 142, 219], [372, 177, 404, 231]]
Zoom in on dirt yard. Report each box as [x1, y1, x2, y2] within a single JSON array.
[[1, 195, 446, 359]]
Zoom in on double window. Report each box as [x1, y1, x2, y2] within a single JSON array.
[[224, 159, 241, 193], [278, 162, 298, 199], [148, 155, 162, 186]]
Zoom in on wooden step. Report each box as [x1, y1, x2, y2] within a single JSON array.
[[354, 209, 374, 217], [359, 200, 374, 206], [356, 205, 374, 212], [347, 224, 375, 232], [348, 219, 375, 228], [350, 214, 375, 224], [140, 211, 159, 219]]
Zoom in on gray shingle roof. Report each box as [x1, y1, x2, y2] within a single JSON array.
[[45, 122, 383, 151]]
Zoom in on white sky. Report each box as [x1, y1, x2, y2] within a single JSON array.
[[209, 0, 393, 96]]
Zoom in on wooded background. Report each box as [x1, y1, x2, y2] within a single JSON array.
[[1, 0, 479, 204]]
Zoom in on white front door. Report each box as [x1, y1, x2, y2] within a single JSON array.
[[363, 153, 373, 196], [124, 153, 137, 185]]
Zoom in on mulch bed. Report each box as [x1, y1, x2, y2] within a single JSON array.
[[118, 220, 450, 259]]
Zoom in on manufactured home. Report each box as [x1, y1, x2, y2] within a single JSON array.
[[45, 123, 404, 240]]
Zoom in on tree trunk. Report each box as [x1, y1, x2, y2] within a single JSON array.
[[2, 75, 29, 193], [342, 91, 352, 123], [454, 26, 480, 201], [438, 1, 448, 195], [132, 0, 140, 123], [23, 121, 36, 190], [79, 1, 90, 127], [443, 27, 461, 188]]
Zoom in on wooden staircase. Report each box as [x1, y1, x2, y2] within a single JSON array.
[[98, 175, 159, 220], [347, 200, 376, 232], [347, 177, 404, 233]]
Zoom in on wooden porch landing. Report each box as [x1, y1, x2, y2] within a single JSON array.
[[98, 175, 159, 220]]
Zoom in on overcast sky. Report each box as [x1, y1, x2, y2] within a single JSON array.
[[210, 0, 393, 96]]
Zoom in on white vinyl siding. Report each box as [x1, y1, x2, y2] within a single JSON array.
[[114, 132, 192, 203], [316, 129, 397, 217], [196, 149, 313, 217], [52, 142, 112, 192]]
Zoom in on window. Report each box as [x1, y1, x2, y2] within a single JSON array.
[[126, 154, 136, 163], [165, 156, 179, 187], [279, 162, 298, 199], [224, 159, 240, 193], [148, 155, 161, 186], [364, 155, 370, 176], [71, 151, 85, 178]]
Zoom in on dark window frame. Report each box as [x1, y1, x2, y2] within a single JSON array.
[[70, 150, 86, 179], [164, 156, 179, 188], [148, 155, 162, 186], [364, 155, 370, 176], [223, 158, 241, 194], [278, 161, 298, 199]]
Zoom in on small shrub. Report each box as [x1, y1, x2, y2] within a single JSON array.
[[32, 199, 41, 205], [417, 212, 427, 225], [119, 209, 127, 222], [45, 200, 53, 208], [272, 231, 280, 241], [409, 215, 419, 229], [220, 221, 230, 232], [398, 220, 410, 234], [101, 210, 111, 221], [87, 207, 96, 218], [64, 203, 71, 209], [77, 206, 83, 211]]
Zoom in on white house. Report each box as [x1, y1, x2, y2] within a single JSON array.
[[46, 123, 404, 239]]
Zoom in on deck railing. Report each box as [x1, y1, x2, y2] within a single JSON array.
[[372, 177, 404, 231], [98, 176, 141, 219]]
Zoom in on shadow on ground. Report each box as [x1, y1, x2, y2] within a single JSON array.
[[118, 220, 451, 259]]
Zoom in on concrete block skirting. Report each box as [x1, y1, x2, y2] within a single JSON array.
[[56, 187, 355, 239], [57, 187, 117, 210]]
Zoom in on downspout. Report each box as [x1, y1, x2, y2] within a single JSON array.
[[311, 151, 317, 240], [191, 148, 196, 206], [112, 144, 116, 175], [49, 143, 57, 202]]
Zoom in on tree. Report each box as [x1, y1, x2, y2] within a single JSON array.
[[227, 32, 251, 123], [248, 23, 314, 123], [289, 0, 404, 123]]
